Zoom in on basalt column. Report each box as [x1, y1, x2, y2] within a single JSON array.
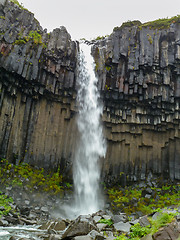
[[92, 21, 180, 184], [0, 0, 78, 175]]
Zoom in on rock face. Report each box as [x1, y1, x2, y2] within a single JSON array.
[[0, 0, 78, 175], [92, 20, 180, 184], [0, 1, 180, 185]]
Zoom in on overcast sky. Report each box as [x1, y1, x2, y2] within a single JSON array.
[[20, 0, 180, 40]]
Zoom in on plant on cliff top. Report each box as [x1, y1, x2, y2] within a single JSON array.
[[113, 20, 142, 31], [113, 15, 180, 32], [10, 0, 26, 10]]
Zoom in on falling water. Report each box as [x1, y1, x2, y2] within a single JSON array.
[[73, 43, 106, 215]]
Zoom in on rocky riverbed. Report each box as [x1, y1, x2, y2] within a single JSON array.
[[0, 183, 180, 240]]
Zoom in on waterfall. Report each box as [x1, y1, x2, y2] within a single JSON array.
[[73, 43, 106, 215]]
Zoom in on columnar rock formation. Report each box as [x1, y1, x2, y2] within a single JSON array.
[[0, 0, 179, 184], [92, 19, 180, 184], [0, 0, 78, 174]]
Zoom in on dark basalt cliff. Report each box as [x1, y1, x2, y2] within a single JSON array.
[[92, 19, 180, 184], [0, 0, 180, 184], [0, 0, 78, 173]]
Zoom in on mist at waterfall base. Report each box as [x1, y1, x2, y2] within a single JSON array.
[[58, 44, 106, 219]]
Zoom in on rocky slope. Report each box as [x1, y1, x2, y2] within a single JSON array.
[[92, 18, 180, 184], [0, 0, 180, 185]]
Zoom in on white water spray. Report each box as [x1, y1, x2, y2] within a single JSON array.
[[73, 43, 106, 215]]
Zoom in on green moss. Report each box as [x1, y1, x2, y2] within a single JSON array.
[[115, 212, 176, 240], [113, 15, 180, 32], [14, 39, 27, 45], [95, 35, 109, 40], [147, 34, 153, 44], [105, 66, 111, 71], [0, 16, 5, 20], [98, 218, 113, 226], [10, 0, 25, 9], [113, 20, 142, 31], [14, 30, 47, 48], [0, 192, 13, 217], [141, 15, 180, 29], [108, 183, 180, 215], [0, 158, 71, 194]]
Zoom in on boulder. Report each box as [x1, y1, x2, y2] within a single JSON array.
[[112, 214, 127, 223], [39, 220, 66, 231], [96, 223, 108, 231], [113, 222, 131, 233], [152, 221, 180, 240], [139, 216, 151, 227], [62, 215, 97, 239]]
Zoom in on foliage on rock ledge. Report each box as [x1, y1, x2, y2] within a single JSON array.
[[10, 0, 26, 10], [0, 192, 13, 217], [115, 211, 177, 240], [108, 182, 180, 215], [113, 15, 180, 31], [14, 30, 47, 48], [0, 159, 71, 194]]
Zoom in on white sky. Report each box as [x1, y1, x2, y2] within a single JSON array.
[[20, 0, 180, 41]]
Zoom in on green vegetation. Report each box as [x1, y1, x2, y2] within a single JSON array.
[[108, 183, 180, 215], [99, 218, 113, 226], [147, 34, 153, 44], [114, 212, 176, 240], [129, 223, 151, 239], [95, 35, 109, 41], [15, 30, 43, 46], [0, 192, 13, 217], [105, 66, 111, 72], [14, 30, 47, 48], [113, 15, 180, 32], [0, 158, 71, 194], [10, 0, 26, 10], [141, 15, 180, 29], [113, 20, 142, 31]]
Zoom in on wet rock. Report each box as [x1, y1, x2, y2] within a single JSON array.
[[19, 217, 37, 225], [5, 215, 20, 225], [19, 206, 31, 216], [39, 220, 66, 231]]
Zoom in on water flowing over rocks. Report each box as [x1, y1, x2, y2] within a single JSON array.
[[0, 195, 180, 240], [0, 0, 180, 186]]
